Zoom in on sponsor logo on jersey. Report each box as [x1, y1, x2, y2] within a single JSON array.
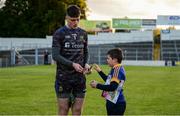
[[65, 35, 71, 39], [71, 43, 84, 48], [64, 42, 84, 48], [65, 42, 70, 48]]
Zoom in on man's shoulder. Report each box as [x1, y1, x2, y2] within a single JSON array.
[[77, 27, 87, 34], [78, 27, 86, 32], [54, 26, 67, 34]]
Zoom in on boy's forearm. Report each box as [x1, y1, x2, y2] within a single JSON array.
[[96, 81, 118, 91], [98, 71, 107, 81]]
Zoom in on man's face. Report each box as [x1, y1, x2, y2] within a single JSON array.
[[66, 16, 80, 29]]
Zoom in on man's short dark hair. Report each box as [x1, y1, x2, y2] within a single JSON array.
[[107, 48, 123, 63], [66, 5, 80, 17]]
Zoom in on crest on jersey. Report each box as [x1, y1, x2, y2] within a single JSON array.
[[71, 34, 77, 40], [80, 36, 84, 41]]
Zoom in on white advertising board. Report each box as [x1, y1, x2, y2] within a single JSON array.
[[157, 15, 180, 25]]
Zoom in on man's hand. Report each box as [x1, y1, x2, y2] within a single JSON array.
[[72, 63, 84, 73], [83, 64, 92, 75]]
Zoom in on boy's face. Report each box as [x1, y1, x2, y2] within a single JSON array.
[[66, 16, 80, 29], [106, 55, 117, 67]]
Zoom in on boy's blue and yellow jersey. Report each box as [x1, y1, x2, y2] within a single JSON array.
[[110, 64, 126, 103], [101, 64, 126, 103], [110, 64, 126, 84]]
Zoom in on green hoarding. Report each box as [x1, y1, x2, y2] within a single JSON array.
[[79, 20, 111, 31], [112, 18, 142, 29]]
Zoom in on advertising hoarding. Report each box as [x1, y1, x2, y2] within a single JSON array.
[[157, 15, 180, 25], [112, 18, 141, 29], [79, 20, 111, 32]]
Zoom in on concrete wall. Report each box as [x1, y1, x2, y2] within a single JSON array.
[[88, 31, 153, 45], [122, 60, 165, 66], [0, 37, 52, 50], [0, 31, 153, 50]]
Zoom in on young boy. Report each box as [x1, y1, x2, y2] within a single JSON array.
[[90, 48, 126, 115]]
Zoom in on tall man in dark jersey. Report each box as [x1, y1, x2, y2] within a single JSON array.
[[52, 5, 90, 115]]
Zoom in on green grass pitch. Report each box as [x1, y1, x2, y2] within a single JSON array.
[[0, 65, 180, 115]]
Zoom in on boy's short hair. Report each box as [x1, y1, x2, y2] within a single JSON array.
[[107, 48, 123, 63], [66, 5, 81, 18]]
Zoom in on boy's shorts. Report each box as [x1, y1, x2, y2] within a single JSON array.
[[55, 74, 86, 98]]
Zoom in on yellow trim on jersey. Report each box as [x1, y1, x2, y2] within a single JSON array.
[[111, 63, 122, 84], [113, 66, 119, 78], [111, 77, 120, 83], [112, 64, 121, 79], [113, 63, 122, 68]]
